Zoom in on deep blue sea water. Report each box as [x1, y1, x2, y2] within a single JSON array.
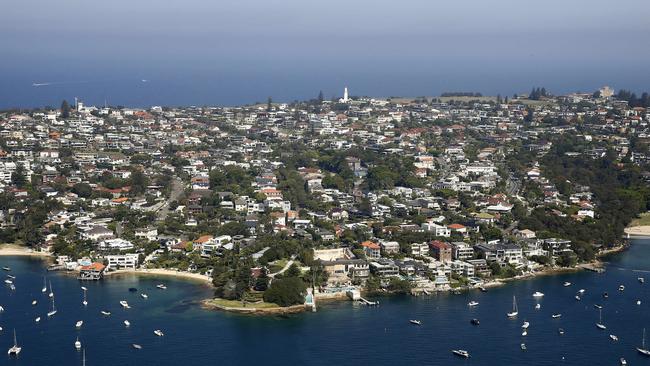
[[2, 240, 650, 366]]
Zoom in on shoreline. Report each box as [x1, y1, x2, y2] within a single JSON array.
[[201, 298, 307, 315], [0, 244, 52, 258], [104, 268, 213, 285], [624, 225, 650, 238]]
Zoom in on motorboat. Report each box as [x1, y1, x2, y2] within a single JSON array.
[[603, 292, 609, 298], [558, 328, 565, 335], [4, 279, 12, 284], [522, 321, 530, 329], [532, 291, 544, 298], [563, 282, 572, 287], [621, 358, 627, 365], [35, 317, 41, 323], [535, 303, 541, 310], [520, 343, 526, 350], [132, 344, 142, 350], [610, 334, 619, 341], [619, 285, 625, 291], [522, 330, 528, 336], [639, 277, 645, 284], [75, 337, 81, 350], [101, 310, 111, 316], [154, 329, 164, 337], [156, 284, 167, 290], [31, 300, 37, 306], [2, 267, 10, 271], [468, 301, 479, 307], [578, 289, 586, 294], [409, 320, 422, 325], [575, 295, 581, 301], [119, 300, 130, 308], [124, 320, 130, 327], [452, 350, 470, 358], [75, 320, 83, 329], [141, 293, 148, 299], [552, 314, 562, 318]]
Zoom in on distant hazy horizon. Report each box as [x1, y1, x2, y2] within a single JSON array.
[[2, 0, 649, 108]]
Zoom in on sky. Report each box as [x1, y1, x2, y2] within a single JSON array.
[[1, 0, 649, 108]]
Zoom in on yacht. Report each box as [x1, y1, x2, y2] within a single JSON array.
[[119, 300, 130, 308], [124, 320, 130, 327], [620, 358, 627, 365], [470, 319, 480, 326], [619, 285, 625, 291], [507, 296, 518, 318], [596, 308, 606, 330], [2, 267, 10, 271], [578, 289, 586, 294], [522, 321, 530, 329], [638, 300, 642, 306], [6, 274, 15, 279], [82, 288, 88, 306], [156, 284, 167, 290], [75, 337, 81, 350], [522, 330, 527, 336], [47, 298, 57, 317], [76, 320, 83, 329], [467, 301, 479, 307], [31, 300, 37, 306], [452, 350, 470, 358], [552, 314, 562, 318], [0, 305, 3, 312], [610, 334, 619, 341], [558, 328, 565, 335], [132, 344, 142, 350], [409, 320, 422, 325], [639, 328, 650, 356], [4, 279, 12, 284], [35, 317, 40, 323], [48, 280, 54, 298], [81, 286, 87, 291], [154, 329, 164, 337], [7, 329, 21, 356], [639, 277, 645, 284], [101, 310, 111, 316], [41, 277, 47, 293], [532, 291, 544, 298], [141, 293, 148, 299], [535, 303, 541, 310]]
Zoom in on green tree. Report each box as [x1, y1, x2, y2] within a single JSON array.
[[11, 163, 27, 188], [263, 277, 306, 306]]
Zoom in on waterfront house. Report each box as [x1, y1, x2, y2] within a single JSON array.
[[106, 254, 139, 270], [79, 262, 105, 280]]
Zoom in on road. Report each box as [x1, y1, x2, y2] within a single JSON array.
[[269, 255, 297, 278], [155, 178, 184, 221]]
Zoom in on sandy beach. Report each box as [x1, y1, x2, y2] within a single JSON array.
[[624, 226, 650, 238], [104, 268, 213, 285], [0, 244, 52, 258]]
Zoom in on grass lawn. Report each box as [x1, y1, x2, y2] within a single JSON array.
[[630, 212, 650, 227], [208, 298, 280, 309]]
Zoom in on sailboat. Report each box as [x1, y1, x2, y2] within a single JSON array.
[[507, 296, 518, 318], [596, 308, 606, 330], [41, 277, 47, 293], [47, 297, 57, 317], [637, 328, 650, 356], [82, 288, 88, 307], [7, 329, 21, 356], [48, 280, 54, 298], [75, 337, 81, 350]]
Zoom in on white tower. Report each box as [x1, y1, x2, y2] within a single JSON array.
[[343, 87, 349, 103]]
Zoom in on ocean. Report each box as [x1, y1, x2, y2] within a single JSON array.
[[2, 240, 650, 366]]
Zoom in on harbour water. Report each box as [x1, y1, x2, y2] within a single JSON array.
[[3, 240, 650, 365]]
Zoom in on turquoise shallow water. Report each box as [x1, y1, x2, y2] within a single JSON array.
[[2, 240, 650, 366]]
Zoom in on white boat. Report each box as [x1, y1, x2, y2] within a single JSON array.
[[638, 300, 642, 306], [124, 320, 130, 327], [47, 297, 57, 317], [41, 277, 47, 293], [522, 330, 527, 336], [81, 286, 87, 291], [552, 314, 562, 318], [535, 303, 541, 310], [575, 295, 581, 301], [154, 329, 164, 337], [35, 317, 40, 323], [639, 277, 645, 284], [6, 275, 15, 279], [82, 288, 88, 307], [522, 321, 530, 329], [563, 282, 572, 287], [31, 300, 37, 306], [638, 328, 650, 356], [520, 343, 526, 350], [610, 334, 619, 341], [4, 279, 12, 284], [619, 285, 625, 291], [48, 280, 54, 298], [101, 310, 111, 316], [156, 284, 167, 290], [132, 344, 142, 350], [9, 284, 15, 291], [578, 289, 586, 294], [7, 329, 21, 356], [0, 305, 4, 312], [532, 291, 544, 298], [452, 349, 470, 358], [467, 301, 479, 307], [621, 357, 627, 365], [75, 320, 83, 329], [507, 295, 518, 318], [141, 293, 148, 299], [75, 337, 81, 350], [120, 300, 130, 308], [558, 328, 565, 335], [596, 308, 606, 330], [594, 304, 602, 309], [2, 267, 10, 271], [409, 320, 422, 325]]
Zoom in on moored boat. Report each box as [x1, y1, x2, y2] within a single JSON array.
[[409, 319, 422, 325], [452, 349, 470, 358], [154, 329, 164, 337], [468, 301, 479, 307], [7, 329, 21, 356]]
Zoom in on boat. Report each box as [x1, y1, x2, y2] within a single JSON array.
[[452, 349, 470, 358], [81, 286, 87, 291], [520, 343, 526, 350], [154, 329, 164, 337], [638, 328, 650, 356], [82, 288, 88, 306], [75, 320, 83, 329], [4, 279, 12, 284], [0, 305, 3, 312], [594, 304, 602, 309], [532, 291, 544, 298], [535, 303, 541, 310], [610, 334, 619, 341], [596, 308, 606, 330], [639, 277, 645, 284], [132, 344, 142, 350], [620, 358, 627, 365], [558, 328, 565, 335], [2, 267, 10, 271], [119, 300, 130, 308], [47, 297, 57, 317], [129, 287, 138, 292], [619, 285, 625, 291], [48, 280, 54, 298], [41, 277, 47, 293], [75, 337, 81, 350], [7, 329, 21, 356], [507, 296, 518, 318], [468, 301, 479, 307], [470, 319, 480, 326], [9, 284, 15, 291], [35, 317, 40, 323], [409, 320, 422, 325], [124, 320, 130, 327], [101, 310, 111, 316], [603, 292, 609, 298], [141, 293, 148, 299], [522, 330, 527, 336], [578, 289, 586, 294], [156, 284, 167, 290], [552, 314, 562, 318], [522, 321, 530, 329], [31, 300, 37, 306], [575, 295, 581, 301], [638, 300, 642, 306]]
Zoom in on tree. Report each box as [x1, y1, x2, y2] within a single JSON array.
[[72, 183, 93, 198], [254, 271, 269, 291], [263, 277, 306, 306], [61, 100, 71, 119], [267, 97, 273, 112], [11, 163, 27, 188], [129, 170, 148, 196]]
